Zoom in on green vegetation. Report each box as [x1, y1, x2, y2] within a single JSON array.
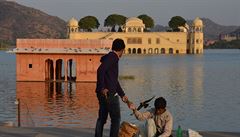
[[104, 14, 127, 32], [137, 14, 154, 31], [168, 16, 186, 32], [0, 40, 14, 50], [79, 16, 100, 32], [205, 40, 240, 49], [119, 75, 135, 80]]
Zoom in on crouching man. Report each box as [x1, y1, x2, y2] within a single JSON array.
[[129, 97, 173, 137]]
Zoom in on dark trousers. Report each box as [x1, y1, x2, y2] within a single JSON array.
[[95, 92, 120, 137]]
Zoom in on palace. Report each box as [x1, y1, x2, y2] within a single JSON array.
[[67, 17, 204, 54], [10, 17, 204, 82]]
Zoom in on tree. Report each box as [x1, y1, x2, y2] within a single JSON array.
[[111, 25, 116, 32], [104, 14, 127, 31], [168, 16, 186, 32], [118, 27, 123, 32], [137, 14, 154, 31], [78, 16, 100, 32]]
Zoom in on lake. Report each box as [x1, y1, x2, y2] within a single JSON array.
[[0, 49, 239, 132]]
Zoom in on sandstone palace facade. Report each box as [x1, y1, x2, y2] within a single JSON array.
[[67, 17, 204, 54]]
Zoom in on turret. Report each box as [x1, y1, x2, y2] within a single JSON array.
[[188, 17, 204, 54], [67, 17, 79, 37]]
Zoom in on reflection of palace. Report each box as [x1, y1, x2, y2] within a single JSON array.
[[16, 82, 99, 127], [68, 17, 204, 54]]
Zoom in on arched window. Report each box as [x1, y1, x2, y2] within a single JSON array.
[[56, 59, 64, 80], [148, 48, 153, 54], [128, 27, 132, 32], [143, 49, 146, 54], [154, 48, 159, 54], [133, 27, 137, 32], [169, 48, 173, 54], [67, 59, 76, 81], [137, 48, 142, 54], [176, 50, 179, 54], [161, 48, 165, 54], [45, 59, 54, 81], [128, 48, 131, 54], [132, 48, 136, 54], [196, 39, 199, 44], [196, 49, 199, 54], [138, 28, 141, 32]]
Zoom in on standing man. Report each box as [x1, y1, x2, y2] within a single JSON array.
[[95, 39, 128, 137]]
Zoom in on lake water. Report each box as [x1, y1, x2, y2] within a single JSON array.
[[0, 49, 240, 132]]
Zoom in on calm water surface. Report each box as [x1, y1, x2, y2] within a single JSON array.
[[0, 50, 239, 132]]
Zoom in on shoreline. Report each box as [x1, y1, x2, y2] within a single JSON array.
[[0, 126, 240, 137]]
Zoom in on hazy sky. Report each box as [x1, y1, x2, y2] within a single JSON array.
[[15, 0, 240, 26]]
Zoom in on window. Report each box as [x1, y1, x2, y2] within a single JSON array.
[[148, 38, 151, 44], [29, 64, 32, 68], [196, 39, 199, 44], [133, 28, 137, 32], [127, 37, 142, 44], [177, 39, 180, 42], [156, 38, 160, 44], [138, 28, 141, 32]]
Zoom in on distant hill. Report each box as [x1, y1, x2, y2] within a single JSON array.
[[153, 18, 239, 41], [0, 0, 67, 45], [231, 27, 240, 35]]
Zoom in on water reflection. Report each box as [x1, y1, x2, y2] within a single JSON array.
[[120, 55, 205, 130], [16, 82, 98, 128]]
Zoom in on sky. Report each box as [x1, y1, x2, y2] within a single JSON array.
[[15, 0, 240, 26]]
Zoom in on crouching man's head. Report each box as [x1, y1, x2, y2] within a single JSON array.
[[154, 97, 167, 115]]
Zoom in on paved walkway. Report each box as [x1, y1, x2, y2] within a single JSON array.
[[0, 127, 108, 137], [0, 126, 240, 137]]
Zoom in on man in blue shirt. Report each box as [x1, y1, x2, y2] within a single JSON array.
[[95, 39, 128, 137]]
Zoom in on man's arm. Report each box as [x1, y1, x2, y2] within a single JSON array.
[[116, 81, 125, 97], [159, 114, 173, 137], [133, 109, 152, 121], [129, 104, 152, 121]]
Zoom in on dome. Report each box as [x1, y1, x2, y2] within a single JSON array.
[[125, 17, 145, 27], [193, 17, 203, 26], [68, 17, 79, 27], [126, 17, 143, 23]]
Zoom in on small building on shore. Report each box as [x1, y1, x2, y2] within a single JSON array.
[[9, 39, 112, 82], [68, 17, 204, 54]]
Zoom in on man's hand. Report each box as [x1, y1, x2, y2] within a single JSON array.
[[102, 89, 108, 99], [129, 103, 137, 111], [121, 95, 128, 103]]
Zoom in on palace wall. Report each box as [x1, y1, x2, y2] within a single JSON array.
[[69, 32, 188, 54]]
